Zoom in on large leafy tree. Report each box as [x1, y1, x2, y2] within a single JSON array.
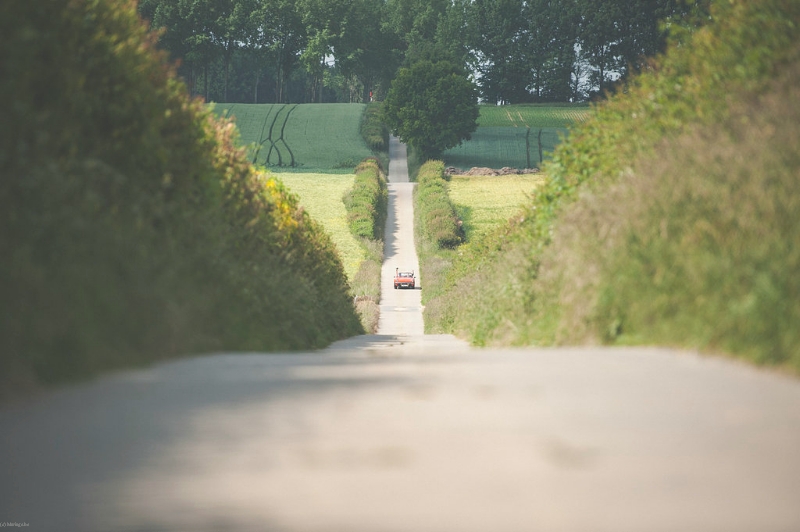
[[251, 0, 306, 102], [465, 0, 530, 104], [299, 0, 396, 102], [526, 0, 581, 101], [139, 0, 254, 100], [382, 60, 478, 159]]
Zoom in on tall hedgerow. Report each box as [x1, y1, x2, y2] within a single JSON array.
[[543, 66, 800, 367], [343, 158, 388, 241], [0, 0, 361, 395], [343, 158, 388, 332], [423, 0, 800, 369], [415, 161, 464, 249]]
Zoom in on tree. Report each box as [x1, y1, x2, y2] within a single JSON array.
[[252, 0, 306, 102], [526, 0, 582, 102], [299, 0, 396, 103], [465, 0, 530, 104], [382, 60, 478, 160]]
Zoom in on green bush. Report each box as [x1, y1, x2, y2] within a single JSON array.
[[0, 0, 361, 396], [548, 70, 800, 367], [342, 158, 388, 333], [343, 158, 388, 240], [421, 0, 800, 369], [415, 161, 465, 249]]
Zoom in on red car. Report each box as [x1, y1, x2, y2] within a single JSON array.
[[394, 270, 416, 289]]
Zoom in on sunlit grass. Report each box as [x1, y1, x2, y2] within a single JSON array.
[[449, 174, 545, 241], [276, 173, 365, 282]]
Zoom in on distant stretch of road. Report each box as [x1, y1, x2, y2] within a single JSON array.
[[378, 136, 425, 337], [1, 138, 799, 532]]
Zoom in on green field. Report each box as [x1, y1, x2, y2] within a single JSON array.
[[477, 103, 590, 127], [214, 104, 373, 172], [443, 127, 569, 170], [276, 173, 365, 281], [443, 104, 590, 171], [449, 174, 544, 241]]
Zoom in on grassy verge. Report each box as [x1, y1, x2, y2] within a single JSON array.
[[405, 144, 426, 181], [531, 74, 800, 367]]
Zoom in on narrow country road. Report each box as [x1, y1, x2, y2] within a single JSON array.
[[377, 136, 425, 338], [2, 138, 800, 532]]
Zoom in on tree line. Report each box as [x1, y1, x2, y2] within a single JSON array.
[[139, 0, 703, 104]]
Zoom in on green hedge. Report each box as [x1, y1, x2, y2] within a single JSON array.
[[342, 158, 388, 333], [415, 161, 464, 249], [343, 158, 388, 240], [421, 0, 800, 369], [0, 0, 362, 396]]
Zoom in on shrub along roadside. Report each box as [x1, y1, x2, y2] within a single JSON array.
[[343, 158, 388, 241], [420, 0, 800, 371], [343, 158, 388, 333], [538, 70, 800, 368], [413, 161, 467, 334], [414, 161, 464, 249], [0, 0, 362, 398]]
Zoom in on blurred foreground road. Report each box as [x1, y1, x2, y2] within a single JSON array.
[[1, 138, 799, 531], [2, 340, 800, 531]]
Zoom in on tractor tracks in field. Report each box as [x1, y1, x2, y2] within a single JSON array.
[[239, 103, 298, 168]]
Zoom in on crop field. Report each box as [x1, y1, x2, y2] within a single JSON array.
[[477, 103, 591, 128], [443, 104, 590, 171], [443, 127, 568, 170], [448, 174, 545, 241], [275, 173, 365, 282], [214, 104, 373, 172]]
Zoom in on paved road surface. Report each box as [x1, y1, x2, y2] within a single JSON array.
[[2, 138, 800, 531], [378, 137, 424, 338]]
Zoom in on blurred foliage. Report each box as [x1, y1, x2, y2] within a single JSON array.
[[421, 0, 800, 369], [0, 0, 361, 396], [581, 75, 800, 367]]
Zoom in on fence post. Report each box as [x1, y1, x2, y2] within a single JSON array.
[[538, 128, 544, 164], [525, 126, 531, 169]]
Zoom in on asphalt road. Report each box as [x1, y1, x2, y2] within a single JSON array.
[[378, 137, 424, 338], [1, 138, 799, 532]]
